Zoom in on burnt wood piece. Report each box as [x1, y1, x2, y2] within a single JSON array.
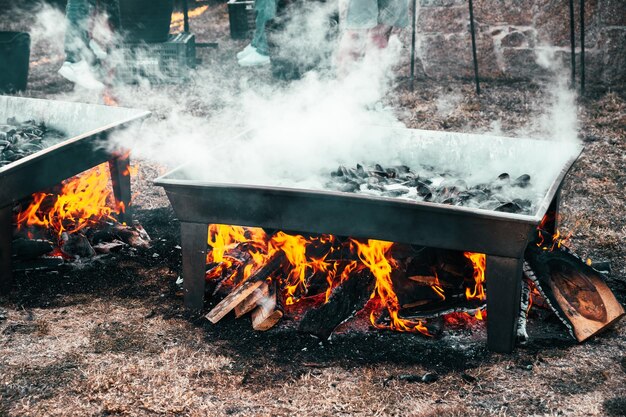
[[108, 155, 133, 224], [391, 268, 444, 308], [251, 280, 283, 331], [206, 279, 265, 324], [181, 222, 208, 310], [0, 205, 12, 293], [11, 238, 54, 260], [517, 278, 531, 344], [12, 257, 64, 271], [524, 246, 625, 342], [299, 269, 375, 340], [486, 255, 523, 353]]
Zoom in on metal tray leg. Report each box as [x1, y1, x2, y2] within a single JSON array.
[[0, 205, 13, 294], [486, 255, 523, 353], [108, 155, 133, 224], [180, 222, 208, 310]]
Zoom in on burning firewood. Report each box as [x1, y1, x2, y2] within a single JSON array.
[[299, 268, 375, 340], [206, 279, 265, 324], [234, 281, 270, 318], [251, 280, 283, 331], [524, 245, 625, 342], [205, 251, 286, 324]]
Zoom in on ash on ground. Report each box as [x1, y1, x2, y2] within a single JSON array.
[[0, 118, 66, 167], [328, 163, 534, 214]]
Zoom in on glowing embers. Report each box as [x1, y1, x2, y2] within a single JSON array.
[[204, 224, 487, 338], [12, 163, 148, 263]]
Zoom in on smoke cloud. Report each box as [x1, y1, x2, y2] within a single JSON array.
[[23, 2, 582, 211]]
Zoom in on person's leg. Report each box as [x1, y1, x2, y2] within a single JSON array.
[[336, 0, 378, 75], [64, 0, 92, 63], [368, 24, 393, 49], [251, 0, 276, 56], [239, 0, 275, 65], [60, 0, 105, 89]]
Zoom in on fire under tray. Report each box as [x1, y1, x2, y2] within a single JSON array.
[[155, 127, 583, 353], [0, 95, 150, 292]]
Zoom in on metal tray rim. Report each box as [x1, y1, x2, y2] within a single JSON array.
[[154, 128, 583, 226]]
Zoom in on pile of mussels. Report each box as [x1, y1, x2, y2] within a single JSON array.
[[0, 118, 66, 168], [328, 163, 534, 214]]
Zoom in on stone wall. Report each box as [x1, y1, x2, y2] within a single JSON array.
[[412, 0, 625, 89]]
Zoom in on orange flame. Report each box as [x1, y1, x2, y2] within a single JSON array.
[[170, 6, 209, 33], [15, 163, 125, 238], [352, 239, 431, 336], [463, 252, 486, 302], [205, 225, 490, 334]]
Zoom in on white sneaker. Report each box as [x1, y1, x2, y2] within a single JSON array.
[[236, 44, 256, 60], [238, 50, 270, 67], [89, 39, 108, 60], [58, 60, 105, 90]]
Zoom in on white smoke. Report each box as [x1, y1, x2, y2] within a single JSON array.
[[21, 2, 582, 210], [534, 47, 579, 143]]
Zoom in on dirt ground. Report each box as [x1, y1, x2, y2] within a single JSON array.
[[1, 1, 625, 416]]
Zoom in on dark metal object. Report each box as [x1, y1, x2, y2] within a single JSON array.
[[468, 0, 480, 95], [0, 96, 150, 292], [155, 128, 582, 353], [183, 0, 190, 33], [569, 0, 576, 87], [580, 0, 585, 95], [180, 221, 208, 310], [410, 0, 417, 91]]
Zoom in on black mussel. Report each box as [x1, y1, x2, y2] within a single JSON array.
[[512, 198, 532, 209], [336, 181, 360, 193], [498, 173, 510, 181], [331, 166, 344, 177], [416, 181, 432, 197], [513, 174, 531, 188], [495, 201, 523, 213]]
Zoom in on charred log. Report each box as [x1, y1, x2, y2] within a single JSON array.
[[61, 233, 96, 258], [11, 238, 54, 260], [298, 268, 375, 340]]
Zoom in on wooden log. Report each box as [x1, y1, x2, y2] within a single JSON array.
[[251, 281, 283, 331], [524, 245, 625, 342], [205, 279, 264, 324], [234, 281, 269, 318], [298, 268, 375, 340], [205, 251, 286, 323]]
